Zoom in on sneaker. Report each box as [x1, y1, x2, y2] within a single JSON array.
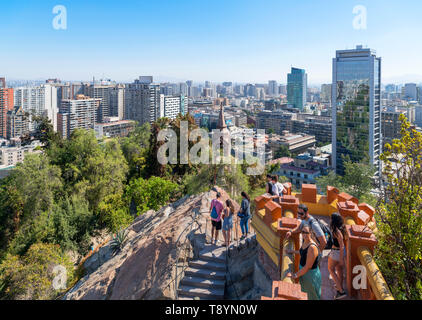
[[334, 291, 347, 300], [240, 235, 246, 240]]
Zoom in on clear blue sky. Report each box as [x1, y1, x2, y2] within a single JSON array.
[[1, 0, 422, 84]]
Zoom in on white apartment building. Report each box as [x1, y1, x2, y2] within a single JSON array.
[[14, 84, 58, 131], [160, 95, 188, 120], [58, 96, 100, 139]]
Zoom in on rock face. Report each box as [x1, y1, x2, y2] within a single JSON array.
[[64, 187, 237, 300]]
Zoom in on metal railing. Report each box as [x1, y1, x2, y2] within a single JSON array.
[[173, 208, 206, 300]]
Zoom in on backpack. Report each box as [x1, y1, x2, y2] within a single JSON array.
[[308, 217, 333, 250], [210, 200, 219, 220], [316, 219, 334, 250], [267, 182, 274, 195]]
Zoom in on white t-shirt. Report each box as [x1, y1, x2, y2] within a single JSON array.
[[275, 182, 285, 195], [272, 183, 279, 196]]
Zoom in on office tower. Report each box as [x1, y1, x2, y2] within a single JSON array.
[[320, 84, 332, 103], [278, 84, 287, 95], [109, 85, 125, 120], [58, 95, 100, 139], [287, 67, 307, 111], [14, 84, 58, 131], [125, 78, 161, 125], [268, 80, 278, 96], [415, 106, 422, 127], [0, 88, 14, 137], [6, 106, 30, 139], [160, 95, 188, 120], [186, 80, 193, 88], [179, 82, 188, 96], [385, 84, 397, 93], [404, 83, 418, 101], [332, 45, 381, 175], [0, 78, 6, 88]]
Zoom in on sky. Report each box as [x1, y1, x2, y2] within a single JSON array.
[[1, 0, 422, 85]]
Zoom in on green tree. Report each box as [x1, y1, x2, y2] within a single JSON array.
[[97, 193, 133, 233], [32, 115, 63, 150], [375, 114, 422, 300], [274, 145, 292, 158], [121, 122, 151, 179], [49, 130, 128, 213], [0, 243, 74, 300], [126, 176, 180, 215]]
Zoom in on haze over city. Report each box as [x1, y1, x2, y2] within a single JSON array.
[[2, 0, 422, 84]]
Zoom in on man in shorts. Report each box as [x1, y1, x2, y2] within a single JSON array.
[[209, 192, 224, 245]]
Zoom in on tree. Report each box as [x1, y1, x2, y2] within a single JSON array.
[[375, 114, 422, 300], [32, 115, 62, 150], [121, 122, 151, 180], [0, 243, 74, 300], [126, 176, 180, 215], [274, 145, 292, 159], [315, 160, 375, 205], [342, 160, 375, 200], [97, 193, 133, 233], [49, 129, 128, 213]]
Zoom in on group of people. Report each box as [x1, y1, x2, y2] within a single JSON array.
[[209, 191, 251, 247], [285, 204, 348, 300], [208, 187, 348, 300], [265, 174, 286, 196]]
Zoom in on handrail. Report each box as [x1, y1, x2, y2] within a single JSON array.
[[174, 208, 205, 300], [357, 246, 394, 300]]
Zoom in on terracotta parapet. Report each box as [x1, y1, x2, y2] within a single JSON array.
[[345, 224, 378, 299], [264, 200, 282, 226], [302, 184, 317, 203], [327, 186, 339, 203], [279, 195, 300, 218]]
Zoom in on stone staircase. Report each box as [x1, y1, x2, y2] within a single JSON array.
[[178, 244, 227, 300]]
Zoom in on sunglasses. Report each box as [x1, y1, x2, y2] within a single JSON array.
[[301, 231, 310, 234]]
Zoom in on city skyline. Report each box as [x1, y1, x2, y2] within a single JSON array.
[[2, 1, 422, 84]]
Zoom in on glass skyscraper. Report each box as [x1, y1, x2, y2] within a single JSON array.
[[332, 45, 381, 175], [287, 67, 307, 111]]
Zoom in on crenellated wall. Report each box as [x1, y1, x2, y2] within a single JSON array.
[[254, 184, 394, 300]]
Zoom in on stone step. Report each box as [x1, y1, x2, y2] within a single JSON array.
[[178, 285, 224, 300], [189, 260, 226, 272], [199, 252, 226, 263], [180, 276, 225, 289], [184, 267, 226, 280]]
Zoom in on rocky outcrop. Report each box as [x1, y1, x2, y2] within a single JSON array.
[[64, 186, 237, 300]]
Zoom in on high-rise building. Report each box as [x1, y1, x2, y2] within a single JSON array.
[[287, 67, 307, 111], [109, 85, 125, 120], [332, 45, 381, 175], [0, 88, 14, 138], [404, 83, 418, 101], [0, 78, 6, 89], [125, 78, 161, 125], [86, 84, 114, 123], [6, 106, 30, 139], [268, 80, 278, 97], [320, 84, 332, 103], [58, 95, 100, 139], [160, 95, 188, 120], [14, 84, 58, 131]]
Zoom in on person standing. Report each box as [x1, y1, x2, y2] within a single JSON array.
[[222, 199, 234, 247], [238, 191, 251, 240], [287, 226, 321, 300], [285, 204, 327, 253], [209, 192, 223, 245], [272, 175, 286, 196], [265, 175, 274, 196], [328, 212, 348, 299]]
